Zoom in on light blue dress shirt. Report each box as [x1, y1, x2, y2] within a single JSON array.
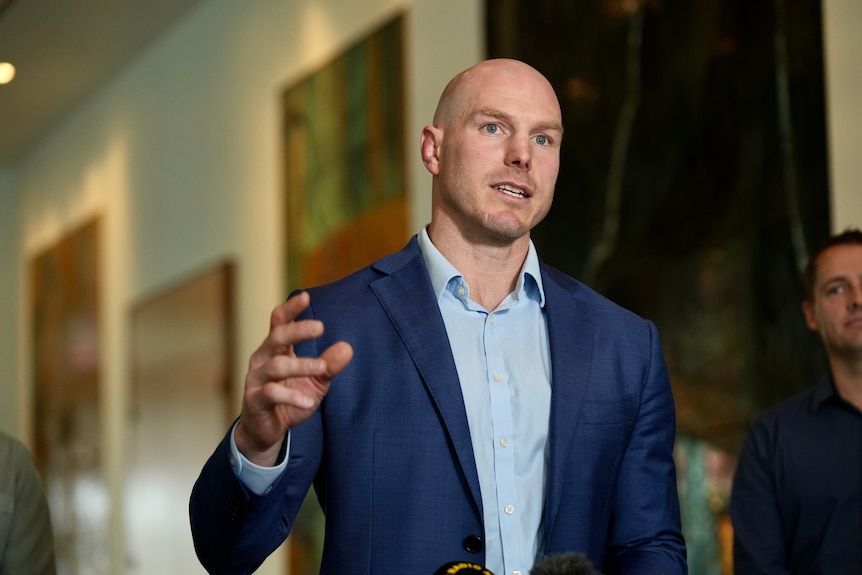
[[418, 228, 551, 575], [231, 228, 552, 575]]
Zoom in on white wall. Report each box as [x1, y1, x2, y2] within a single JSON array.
[[0, 0, 483, 572], [822, 0, 862, 231], [0, 167, 21, 437]]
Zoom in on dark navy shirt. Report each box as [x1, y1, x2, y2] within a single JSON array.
[[730, 375, 862, 574]]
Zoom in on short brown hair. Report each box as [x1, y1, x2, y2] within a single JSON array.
[[803, 228, 862, 301]]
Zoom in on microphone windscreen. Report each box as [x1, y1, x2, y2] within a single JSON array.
[[435, 561, 495, 575], [530, 552, 601, 575]]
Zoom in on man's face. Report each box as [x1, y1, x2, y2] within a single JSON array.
[[427, 61, 563, 245], [803, 243, 862, 360]]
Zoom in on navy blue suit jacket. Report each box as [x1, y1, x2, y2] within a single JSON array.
[[190, 237, 687, 574]]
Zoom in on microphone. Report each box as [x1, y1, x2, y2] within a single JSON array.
[[435, 561, 495, 575], [529, 552, 601, 575]]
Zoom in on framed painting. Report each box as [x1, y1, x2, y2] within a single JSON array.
[[282, 14, 407, 294], [126, 260, 235, 574], [30, 217, 106, 574]]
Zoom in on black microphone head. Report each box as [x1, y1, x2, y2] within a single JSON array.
[[530, 552, 600, 575], [435, 561, 495, 575]]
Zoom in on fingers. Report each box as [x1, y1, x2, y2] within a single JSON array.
[[249, 293, 323, 373], [250, 377, 320, 414], [265, 291, 320, 354], [270, 290, 311, 330], [249, 354, 324, 389], [238, 293, 354, 460], [248, 341, 353, 400], [254, 293, 352, 382]]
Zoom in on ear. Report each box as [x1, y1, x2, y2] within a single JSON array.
[[420, 125, 443, 175], [801, 300, 819, 332]]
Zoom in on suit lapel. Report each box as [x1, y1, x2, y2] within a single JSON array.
[[369, 239, 483, 518], [365, 245, 597, 532], [541, 267, 596, 539]]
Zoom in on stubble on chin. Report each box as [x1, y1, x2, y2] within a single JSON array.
[[471, 210, 534, 247]]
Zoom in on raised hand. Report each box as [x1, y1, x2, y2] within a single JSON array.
[[235, 291, 353, 466]]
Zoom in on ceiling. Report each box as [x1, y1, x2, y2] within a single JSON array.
[[0, 0, 207, 167]]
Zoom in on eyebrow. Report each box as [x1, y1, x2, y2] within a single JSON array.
[[474, 107, 565, 136]]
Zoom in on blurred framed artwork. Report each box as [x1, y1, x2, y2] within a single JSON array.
[[30, 217, 106, 574], [282, 14, 407, 294], [126, 260, 235, 574]]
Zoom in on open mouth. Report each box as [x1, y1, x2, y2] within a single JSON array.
[[495, 183, 529, 199]]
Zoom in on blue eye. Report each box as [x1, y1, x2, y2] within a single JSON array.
[[484, 124, 499, 134], [535, 135, 548, 146]]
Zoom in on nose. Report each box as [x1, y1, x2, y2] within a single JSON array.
[[850, 285, 862, 310], [505, 136, 531, 170]]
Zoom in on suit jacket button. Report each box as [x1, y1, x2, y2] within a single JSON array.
[[463, 534, 483, 553]]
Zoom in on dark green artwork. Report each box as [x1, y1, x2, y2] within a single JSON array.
[[283, 15, 406, 295], [488, 1, 829, 573], [488, 0, 829, 448]]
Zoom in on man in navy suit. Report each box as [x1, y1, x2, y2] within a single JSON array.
[[190, 58, 687, 575]]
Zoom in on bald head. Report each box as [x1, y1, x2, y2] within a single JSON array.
[[419, 58, 564, 254], [432, 59, 563, 134]]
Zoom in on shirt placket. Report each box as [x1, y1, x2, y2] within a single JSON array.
[[483, 310, 525, 575]]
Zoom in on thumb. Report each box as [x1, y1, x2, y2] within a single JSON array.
[[319, 341, 354, 380]]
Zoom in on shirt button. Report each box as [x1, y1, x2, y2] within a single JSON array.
[[504, 504, 514, 515], [457, 286, 466, 297], [513, 571, 522, 575], [500, 437, 509, 447], [493, 373, 502, 382], [488, 315, 495, 325]]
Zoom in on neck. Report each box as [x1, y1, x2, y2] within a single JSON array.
[[427, 223, 530, 311]]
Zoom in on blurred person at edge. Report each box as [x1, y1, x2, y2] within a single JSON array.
[[0, 431, 57, 575], [731, 229, 862, 574], [190, 58, 687, 575]]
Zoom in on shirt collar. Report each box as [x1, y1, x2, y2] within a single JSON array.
[[812, 372, 862, 415], [811, 374, 836, 409], [811, 372, 855, 412], [417, 226, 546, 307]]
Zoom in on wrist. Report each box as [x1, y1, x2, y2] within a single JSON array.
[[235, 419, 285, 467]]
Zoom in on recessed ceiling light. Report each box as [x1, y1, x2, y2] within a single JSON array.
[[0, 62, 16, 84]]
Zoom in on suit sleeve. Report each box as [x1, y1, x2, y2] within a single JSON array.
[[603, 321, 688, 575], [189, 417, 321, 575], [729, 419, 792, 575], [189, 297, 326, 574]]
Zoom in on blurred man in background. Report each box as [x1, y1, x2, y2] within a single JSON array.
[[731, 228, 862, 574]]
